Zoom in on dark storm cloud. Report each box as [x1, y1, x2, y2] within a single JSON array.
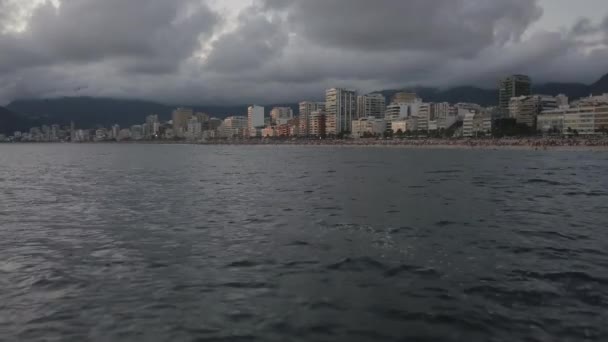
[[1, 0, 608, 105], [0, 0, 219, 73], [261, 0, 542, 55]]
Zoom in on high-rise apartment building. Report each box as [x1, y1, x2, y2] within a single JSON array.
[[326, 88, 357, 134], [248, 105, 265, 137], [298, 102, 325, 137], [172, 108, 193, 138], [357, 93, 386, 119], [499, 75, 531, 111]]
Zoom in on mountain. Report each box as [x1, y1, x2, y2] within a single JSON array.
[[379, 72, 608, 105], [532, 83, 591, 100], [591, 73, 608, 95], [0, 106, 38, 135], [9, 97, 193, 128], [7, 97, 298, 128]]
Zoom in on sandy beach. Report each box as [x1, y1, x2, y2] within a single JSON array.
[[199, 138, 608, 151]]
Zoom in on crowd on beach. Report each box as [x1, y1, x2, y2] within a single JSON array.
[[202, 136, 608, 149]]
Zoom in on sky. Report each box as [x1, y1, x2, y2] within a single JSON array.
[[0, 0, 607, 106]]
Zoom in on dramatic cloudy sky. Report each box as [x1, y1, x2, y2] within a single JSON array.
[[0, 0, 607, 105]]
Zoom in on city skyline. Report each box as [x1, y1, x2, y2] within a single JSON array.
[[1, 0, 608, 106], [4, 73, 608, 143]]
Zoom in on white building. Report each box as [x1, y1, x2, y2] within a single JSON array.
[[385, 98, 423, 132], [538, 103, 608, 135], [385, 98, 422, 121], [351, 117, 387, 138], [220, 116, 248, 138], [248, 105, 265, 137], [357, 93, 386, 119], [577, 93, 608, 106], [326, 88, 357, 134], [385, 103, 410, 122]]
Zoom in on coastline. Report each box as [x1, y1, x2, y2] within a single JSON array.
[[3, 139, 608, 151]]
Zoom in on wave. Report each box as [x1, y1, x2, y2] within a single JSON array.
[[326, 257, 387, 271]]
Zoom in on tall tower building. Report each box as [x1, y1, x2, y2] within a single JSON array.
[[357, 93, 386, 119], [248, 105, 265, 137], [172, 108, 193, 138], [326, 88, 357, 134], [499, 75, 531, 111]]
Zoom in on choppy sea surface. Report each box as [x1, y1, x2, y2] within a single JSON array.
[[1, 144, 608, 341]]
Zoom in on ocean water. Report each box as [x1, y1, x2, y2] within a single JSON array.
[[1, 144, 608, 341]]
